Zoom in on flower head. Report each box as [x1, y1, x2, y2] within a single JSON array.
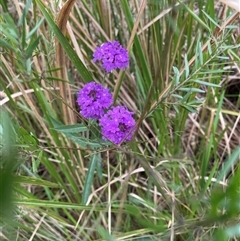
[[99, 106, 135, 145], [77, 82, 113, 120], [93, 41, 129, 72]]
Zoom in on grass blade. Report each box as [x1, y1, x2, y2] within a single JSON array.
[[35, 0, 92, 82], [82, 154, 99, 205]]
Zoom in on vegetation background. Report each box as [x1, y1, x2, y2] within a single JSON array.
[[0, 0, 240, 240]]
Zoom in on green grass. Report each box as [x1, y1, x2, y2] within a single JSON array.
[[0, 0, 240, 240]]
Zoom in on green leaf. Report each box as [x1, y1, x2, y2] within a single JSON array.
[[48, 115, 65, 127], [25, 36, 40, 59], [0, 37, 15, 51], [0, 0, 8, 11], [32, 150, 42, 173], [173, 105, 179, 113], [173, 66, 180, 86], [14, 199, 96, 210], [180, 104, 198, 113], [52, 124, 88, 133], [181, 91, 192, 102], [210, 167, 240, 218], [216, 56, 229, 60], [187, 98, 204, 106], [82, 154, 99, 205], [26, 18, 44, 40], [124, 203, 140, 216], [202, 10, 221, 29], [16, 126, 38, 146], [49, 115, 110, 148], [225, 25, 238, 30], [96, 153, 102, 181], [120, 0, 153, 95], [225, 224, 240, 238], [2, 13, 18, 40], [193, 79, 221, 87], [207, 40, 212, 55], [228, 49, 240, 61], [179, 87, 205, 93], [35, 0, 92, 82], [14, 175, 59, 188], [216, 146, 240, 182], [18, 0, 32, 26], [182, 2, 211, 32], [65, 134, 104, 148], [199, 69, 225, 74], [184, 54, 189, 78], [197, 40, 203, 65], [97, 226, 116, 241], [0, 111, 17, 218], [172, 94, 183, 100]]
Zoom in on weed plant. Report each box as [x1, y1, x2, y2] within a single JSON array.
[[0, 0, 240, 240]]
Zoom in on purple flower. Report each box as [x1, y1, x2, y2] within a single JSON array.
[[77, 82, 113, 120], [93, 41, 129, 72], [99, 106, 135, 145]]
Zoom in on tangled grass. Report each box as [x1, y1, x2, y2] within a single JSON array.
[[0, 0, 240, 240]]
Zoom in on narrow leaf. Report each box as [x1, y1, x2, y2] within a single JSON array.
[[184, 54, 189, 78], [179, 87, 205, 93], [82, 154, 99, 205], [187, 98, 204, 105], [197, 40, 203, 65], [180, 104, 198, 113], [53, 124, 88, 133], [96, 153, 102, 181], [226, 224, 240, 238], [202, 10, 221, 28], [14, 176, 59, 188], [172, 94, 183, 100], [173, 66, 180, 86], [181, 91, 192, 102], [0, 38, 15, 51], [65, 134, 104, 148], [193, 79, 221, 87], [217, 146, 240, 182], [25, 36, 40, 59], [26, 18, 44, 40], [207, 41, 212, 55], [182, 3, 211, 32]]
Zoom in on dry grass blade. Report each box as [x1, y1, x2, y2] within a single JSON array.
[[218, 0, 240, 12], [137, 1, 180, 35], [56, 0, 77, 124], [98, 0, 111, 38]]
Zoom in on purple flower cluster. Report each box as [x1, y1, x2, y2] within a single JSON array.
[[77, 82, 113, 120], [76, 41, 133, 145], [99, 106, 135, 145], [93, 41, 129, 72], [77, 82, 135, 145]]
